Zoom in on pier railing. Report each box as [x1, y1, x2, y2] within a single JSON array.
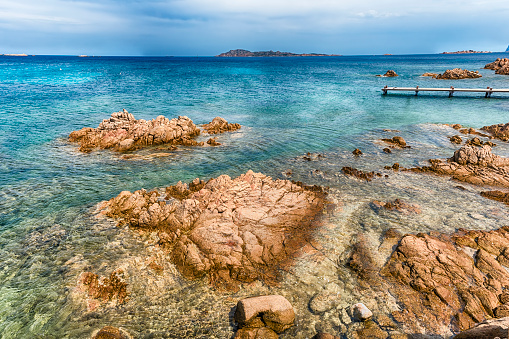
[[382, 86, 509, 98]]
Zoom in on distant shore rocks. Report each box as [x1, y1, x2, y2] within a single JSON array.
[[69, 110, 240, 153], [484, 58, 509, 75], [481, 121, 509, 141], [422, 72, 438, 77], [202, 116, 241, 134], [376, 70, 398, 77], [433, 68, 482, 79], [98, 170, 326, 290]]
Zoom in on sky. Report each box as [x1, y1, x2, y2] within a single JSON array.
[[1, 0, 508, 56]]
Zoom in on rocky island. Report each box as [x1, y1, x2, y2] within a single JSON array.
[[216, 49, 339, 57], [442, 50, 491, 54], [68, 110, 240, 153]]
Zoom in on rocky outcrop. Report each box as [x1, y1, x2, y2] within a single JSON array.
[[76, 270, 128, 311], [202, 117, 241, 134], [450, 135, 463, 144], [422, 72, 438, 77], [342, 167, 381, 182], [234, 295, 295, 336], [69, 110, 201, 153], [433, 68, 482, 79], [481, 122, 509, 141], [381, 136, 408, 148], [411, 145, 509, 187], [454, 317, 509, 338], [99, 170, 326, 290], [377, 70, 398, 77], [485, 58, 509, 75], [382, 228, 509, 334]]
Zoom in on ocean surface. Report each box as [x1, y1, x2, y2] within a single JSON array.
[[2, 53, 509, 338]]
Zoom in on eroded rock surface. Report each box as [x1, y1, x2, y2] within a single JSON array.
[[69, 110, 201, 153], [485, 58, 509, 75], [99, 170, 326, 290], [202, 117, 241, 134], [434, 68, 482, 79], [381, 228, 509, 334], [342, 167, 381, 182], [92, 326, 131, 339], [411, 145, 509, 187]]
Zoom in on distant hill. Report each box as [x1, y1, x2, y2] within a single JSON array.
[[216, 49, 339, 57]]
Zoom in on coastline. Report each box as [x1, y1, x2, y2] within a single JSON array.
[[3, 54, 509, 338]]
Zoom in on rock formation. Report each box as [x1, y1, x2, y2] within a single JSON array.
[[69, 110, 201, 153], [411, 145, 509, 187], [370, 199, 421, 215], [484, 58, 509, 75], [454, 317, 509, 338], [382, 228, 509, 333], [422, 72, 438, 77], [376, 70, 398, 77], [381, 136, 408, 148], [481, 122, 509, 141], [433, 68, 482, 79], [99, 170, 326, 290], [342, 167, 381, 182], [202, 117, 241, 134], [234, 295, 295, 337]]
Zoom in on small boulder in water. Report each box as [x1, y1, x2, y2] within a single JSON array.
[[352, 303, 373, 321]]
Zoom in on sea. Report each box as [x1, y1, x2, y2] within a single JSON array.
[[2, 53, 509, 338]]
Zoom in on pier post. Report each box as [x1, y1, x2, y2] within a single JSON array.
[[449, 86, 454, 98], [382, 85, 388, 95], [415, 86, 419, 96]]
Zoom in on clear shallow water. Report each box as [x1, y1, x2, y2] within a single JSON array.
[[2, 53, 509, 338]]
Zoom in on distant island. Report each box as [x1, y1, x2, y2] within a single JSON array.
[[216, 49, 339, 57], [441, 50, 491, 54], [1, 53, 28, 56]]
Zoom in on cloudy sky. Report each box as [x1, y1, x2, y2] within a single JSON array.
[[1, 0, 508, 56]]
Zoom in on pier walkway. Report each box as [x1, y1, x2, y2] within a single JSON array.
[[382, 86, 509, 98]]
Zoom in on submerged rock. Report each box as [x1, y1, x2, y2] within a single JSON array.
[[433, 68, 482, 79], [371, 199, 421, 214], [352, 148, 363, 156], [99, 170, 326, 290], [69, 110, 201, 153], [76, 270, 128, 311], [92, 326, 131, 339], [234, 295, 295, 334], [202, 116, 241, 134], [342, 167, 380, 182], [352, 303, 373, 321]]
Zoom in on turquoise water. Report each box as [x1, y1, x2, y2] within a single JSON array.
[[2, 53, 509, 338]]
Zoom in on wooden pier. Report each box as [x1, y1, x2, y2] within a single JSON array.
[[382, 86, 509, 98]]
